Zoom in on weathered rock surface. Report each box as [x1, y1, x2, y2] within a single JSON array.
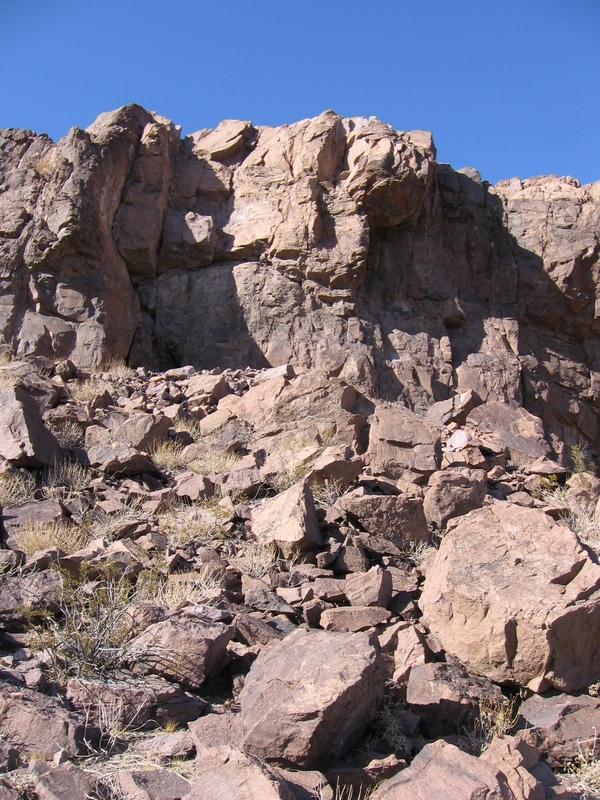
[[420, 502, 600, 692], [2, 109, 600, 456], [239, 627, 386, 768]]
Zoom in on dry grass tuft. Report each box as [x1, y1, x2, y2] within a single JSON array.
[[100, 359, 137, 381], [149, 439, 191, 472], [463, 696, 518, 754], [310, 479, 346, 508], [139, 566, 224, 609], [70, 376, 112, 403], [43, 457, 92, 502], [0, 373, 21, 390], [0, 470, 37, 508], [11, 519, 88, 556], [565, 730, 600, 800], [158, 499, 231, 547], [188, 448, 240, 476], [235, 541, 279, 579]]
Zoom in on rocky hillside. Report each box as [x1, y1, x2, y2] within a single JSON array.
[[0, 108, 599, 798], [1, 106, 600, 457]]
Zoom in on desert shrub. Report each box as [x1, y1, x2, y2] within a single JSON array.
[[0, 470, 37, 507], [310, 478, 346, 508], [28, 569, 160, 681], [462, 696, 518, 754], [51, 419, 85, 450]]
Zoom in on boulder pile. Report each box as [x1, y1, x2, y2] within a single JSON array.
[[0, 357, 596, 798], [2, 105, 600, 797]]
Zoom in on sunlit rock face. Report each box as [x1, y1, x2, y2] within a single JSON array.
[[1, 105, 599, 453]]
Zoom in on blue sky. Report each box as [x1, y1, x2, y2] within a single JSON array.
[[2, 0, 598, 185]]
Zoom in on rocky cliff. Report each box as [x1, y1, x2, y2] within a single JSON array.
[[1, 105, 599, 458]]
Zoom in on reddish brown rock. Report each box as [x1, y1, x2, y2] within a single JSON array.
[[420, 502, 600, 692], [130, 615, 234, 689], [406, 661, 505, 738], [423, 467, 487, 529], [320, 606, 391, 632], [517, 692, 600, 768], [367, 406, 442, 481], [0, 683, 100, 759], [339, 486, 428, 547], [240, 627, 386, 768], [250, 481, 322, 557], [345, 566, 393, 608]]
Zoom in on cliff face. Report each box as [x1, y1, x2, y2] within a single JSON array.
[[1, 105, 599, 455]]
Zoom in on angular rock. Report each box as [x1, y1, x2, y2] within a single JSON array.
[[466, 402, 551, 467], [0, 387, 60, 467], [129, 615, 234, 689], [118, 769, 191, 800], [367, 406, 442, 481], [517, 692, 600, 767], [0, 568, 62, 629], [184, 745, 296, 800], [0, 683, 100, 759], [406, 661, 505, 738], [345, 566, 393, 608], [240, 627, 386, 768], [423, 467, 487, 528], [339, 487, 428, 547], [320, 606, 391, 632], [370, 737, 548, 800], [250, 481, 322, 557], [420, 502, 600, 691], [66, 674, 206, 730]]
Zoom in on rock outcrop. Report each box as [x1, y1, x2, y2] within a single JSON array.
[[2, 107, 600, 456]]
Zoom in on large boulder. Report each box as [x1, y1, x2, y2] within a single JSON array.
[[239, 627, 386, 768], [420, 502, 600, 692], [370, 736, 554, 800]]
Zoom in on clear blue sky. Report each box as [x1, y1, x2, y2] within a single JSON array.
[[2, 0, 599, 185]]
